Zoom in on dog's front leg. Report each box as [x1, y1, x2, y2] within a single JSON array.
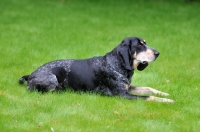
[[145, 96, 174, 103], [119, 90, 174, 103], [127, 86, 174, 103], [128, 86, 169, 96]]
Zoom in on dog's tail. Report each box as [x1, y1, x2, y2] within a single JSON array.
[[18, 75, 30, 84]]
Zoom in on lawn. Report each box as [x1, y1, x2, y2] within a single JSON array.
[[0, 0, 200, 131]]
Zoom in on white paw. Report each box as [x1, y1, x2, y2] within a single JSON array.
[[147, 96, 174, 103]]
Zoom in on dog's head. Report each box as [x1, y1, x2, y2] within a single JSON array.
[[118, 37, 159, 71]]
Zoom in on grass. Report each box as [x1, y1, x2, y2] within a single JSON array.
[[0, 0, 200, 131]]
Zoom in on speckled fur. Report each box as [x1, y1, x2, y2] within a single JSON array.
[[19, 37, 161, 100]]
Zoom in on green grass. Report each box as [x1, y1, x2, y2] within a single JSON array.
[[1, 0, 200, 131]]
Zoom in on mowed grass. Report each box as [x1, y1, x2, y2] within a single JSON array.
[[0, 0, 200, 131]]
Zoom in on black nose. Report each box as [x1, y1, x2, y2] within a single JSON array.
[[154, 51, 160, 57]]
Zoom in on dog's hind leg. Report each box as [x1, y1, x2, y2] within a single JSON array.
[[27, 74, 60, 92]]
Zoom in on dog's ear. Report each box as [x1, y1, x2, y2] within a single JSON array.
[[137, 63, 148, 71], [118, 45, 132, 70], [118, 38, 137, 70]]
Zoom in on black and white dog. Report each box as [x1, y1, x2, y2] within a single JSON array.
[[19, 37, 174, 103]]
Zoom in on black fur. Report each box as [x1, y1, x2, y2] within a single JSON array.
[[19, 37, 159, 99]]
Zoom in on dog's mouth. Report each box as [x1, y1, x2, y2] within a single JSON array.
[[134, 60, 148, 65], [133, 60, 149, 69], [141, 61, 148, 64]]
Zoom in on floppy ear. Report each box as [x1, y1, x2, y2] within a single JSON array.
[[118, 37, 141, 70], [137, 63, 148, 71], [118, 45, 132, 70], [118, 37, 140, 70]]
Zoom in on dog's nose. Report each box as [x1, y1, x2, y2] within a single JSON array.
[[154, 51, 160, 57]]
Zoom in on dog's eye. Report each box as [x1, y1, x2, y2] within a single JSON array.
[[138, 43, 143, 46], [139, 40, 146, 46], [139, 41, 144, 46]]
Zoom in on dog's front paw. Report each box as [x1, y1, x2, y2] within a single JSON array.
[[158, 92, 169, 96], [147, 96, 174, 103]]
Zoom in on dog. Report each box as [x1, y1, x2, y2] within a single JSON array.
[[19, 37, 174, 103]]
